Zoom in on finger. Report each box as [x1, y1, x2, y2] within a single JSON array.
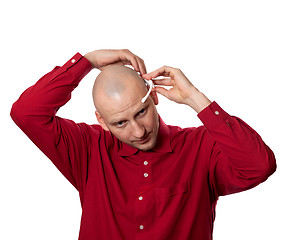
[[119, 50, 140, 72], [143, 65, 177, 80], [154, 86, 171, 100], [136, 57, 147, 75], [152, 78, 175, 86], [125, 56, 146, 74], [122, 57, 145, 75], [121, 50, 146, 74], [116, 49, 145, 74], [121, 60, 132, 65], [128, 56, 140, 72]]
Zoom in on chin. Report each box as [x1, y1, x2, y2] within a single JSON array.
[[137, 145, 152, 151], [135, 139, 156, 151]]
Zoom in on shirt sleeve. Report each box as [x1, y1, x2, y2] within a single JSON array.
[[197, 101, 276, 197], [10, 53, 97, 194]]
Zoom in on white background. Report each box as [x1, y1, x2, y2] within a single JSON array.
[[1, 0, 281, 239]]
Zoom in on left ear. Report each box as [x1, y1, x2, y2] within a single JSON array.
[[150, 90, 159, 105]]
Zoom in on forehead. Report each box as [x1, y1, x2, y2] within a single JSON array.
[[102, 92, 151, 122]]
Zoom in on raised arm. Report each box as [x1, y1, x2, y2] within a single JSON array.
[[10, 49, 146, 196], [144, 66, 276, 196]]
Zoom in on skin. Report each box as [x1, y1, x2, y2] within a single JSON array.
[[143, 66, 211, 113], [84, 49, 211, 151], [93, 65, 160, 151]]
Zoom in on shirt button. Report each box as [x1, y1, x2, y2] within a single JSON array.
[[144, 173, 148, 177], [144, 161, 148, 165], [139, 225, 144, 230], [71, 59, 76, 63], [138, 196, 143, 200], [215, 111, 219, 115]]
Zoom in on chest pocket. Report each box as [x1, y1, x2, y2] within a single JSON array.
[[155, 182, 190, 217]]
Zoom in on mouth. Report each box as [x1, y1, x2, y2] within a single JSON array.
[[135, 133, 151, 144]]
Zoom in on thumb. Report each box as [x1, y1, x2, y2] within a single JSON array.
[[154, 87, 170, 100]]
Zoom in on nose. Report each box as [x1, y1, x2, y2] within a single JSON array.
[[131, 121, 146, 139]]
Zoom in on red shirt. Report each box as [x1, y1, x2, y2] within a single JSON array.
[[10, 53, 276, 240]]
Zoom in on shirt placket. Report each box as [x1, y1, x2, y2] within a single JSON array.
[[135, 158, 155, 239]]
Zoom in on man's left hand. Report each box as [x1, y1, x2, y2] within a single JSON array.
[[143, 66, 211, 113]]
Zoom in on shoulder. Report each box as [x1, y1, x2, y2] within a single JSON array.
[[78, 122, 116, 146], [169, 124, 206, 138], [168, 124, 214, 148]]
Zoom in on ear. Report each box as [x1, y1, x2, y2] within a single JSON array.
[[95, 111, 110, 131], [150, 90, 159, 105]]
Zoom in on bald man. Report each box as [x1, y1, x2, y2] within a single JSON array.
[[11, 49, 276, 240], [93, 65, 159, 151]]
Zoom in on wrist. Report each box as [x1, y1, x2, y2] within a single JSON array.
[[184, 89, 212, 113], [84, 52, 96, 69]]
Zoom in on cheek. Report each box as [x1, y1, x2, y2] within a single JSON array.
[[144, 113, 158, 131], [112, 129, 131, 141], [148, 108, 158, 128]]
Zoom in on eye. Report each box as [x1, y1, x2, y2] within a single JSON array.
[[115, 121, 126, 128], [138, 108, 147, 116]]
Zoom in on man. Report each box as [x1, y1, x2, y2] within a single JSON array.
[[11, 49, 276, 239]]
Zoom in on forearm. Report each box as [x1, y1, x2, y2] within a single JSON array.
[[11, 53, 92, 123], [186, 87, 275, 180], [10, 53, 93, 190], [200, 102, 275, 169], [183, 88, 212, 113], [198, 102, 276, 195]]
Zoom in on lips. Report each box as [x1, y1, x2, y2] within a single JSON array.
[[135, 133, 151, 144]]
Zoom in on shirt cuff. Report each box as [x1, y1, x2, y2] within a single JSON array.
[[197, 101, 230, 130], [60, 53, 93, 79]]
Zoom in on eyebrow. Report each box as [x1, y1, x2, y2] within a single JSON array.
[[110, 103, 149, 125], [134, 104, 149, 117]]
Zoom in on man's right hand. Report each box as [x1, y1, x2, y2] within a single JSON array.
[[84, 49, 147, 75]]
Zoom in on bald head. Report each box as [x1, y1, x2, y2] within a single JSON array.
[[93, 65, 147, 114]]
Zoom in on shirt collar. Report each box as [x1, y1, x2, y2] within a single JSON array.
[[118, 115, 172, 157]]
